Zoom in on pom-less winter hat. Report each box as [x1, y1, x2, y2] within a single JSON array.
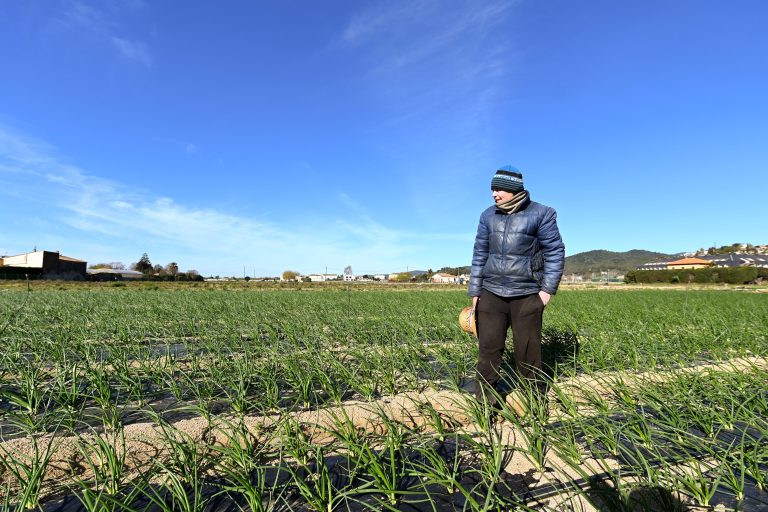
[[491, 165, 524, 192]]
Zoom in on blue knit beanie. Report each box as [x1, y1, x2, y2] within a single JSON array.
[[491, 165, 524, 192]]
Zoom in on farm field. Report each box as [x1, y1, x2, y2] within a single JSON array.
[[0, 285, 767, 511]]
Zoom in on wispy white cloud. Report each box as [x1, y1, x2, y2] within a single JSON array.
[[58, 1, 109, 32], [51, 1, 153, 67], [343, 0, 513, 72], [0, 125, 464, 275], [338, 0, 518, 220], [342, 1, 434, 45], [338, 0, 517, 141], [111, 36, 153, 66]]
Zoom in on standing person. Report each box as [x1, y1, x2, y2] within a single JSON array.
[[468, 165, 565, 407]]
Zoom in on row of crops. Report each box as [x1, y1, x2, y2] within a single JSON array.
[[0, 285, 767, 510]]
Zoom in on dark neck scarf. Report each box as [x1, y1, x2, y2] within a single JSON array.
[[495, 190, 530, 214]]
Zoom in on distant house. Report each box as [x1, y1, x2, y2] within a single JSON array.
[[637, 252, 768, 271], [636, 261, 672, 271], [563, 273, 584, 283], [591, 270, 625, 282], [698, 253, 768, 268], [87, 268, 144, 281], [307, 273, 340, 282], [0, 250, 87, 279], [343, 273, 355, 282], [665, 257, 714, 270], [432, 273, 458, 284]]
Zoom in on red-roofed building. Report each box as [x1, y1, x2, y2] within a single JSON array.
[[665, 257, 714, 270]]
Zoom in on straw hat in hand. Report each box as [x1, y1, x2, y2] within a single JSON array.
[[459, 306, 478, 337]]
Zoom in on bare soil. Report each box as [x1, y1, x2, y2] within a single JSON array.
[[2, 355, 766, 508]]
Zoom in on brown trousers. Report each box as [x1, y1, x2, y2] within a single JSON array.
[[475, 288, 544, 402]]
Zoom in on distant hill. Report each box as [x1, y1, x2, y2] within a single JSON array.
[[442, 246, 765, 278], [564, 249, 675, 275], [440, 250, 676, 278]]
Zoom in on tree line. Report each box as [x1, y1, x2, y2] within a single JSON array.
[[89, 253, 203, 281], [625, 266, 767, 285], [698, 243, 764, 255]]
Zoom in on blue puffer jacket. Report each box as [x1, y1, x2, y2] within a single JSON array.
[[468, 199, 565, 298]]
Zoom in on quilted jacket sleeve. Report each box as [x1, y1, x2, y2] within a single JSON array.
[[538, 207, 565, 295], [468, 211, 489, 297]]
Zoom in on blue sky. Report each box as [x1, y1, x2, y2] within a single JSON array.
[[1, 1, 766, 277]]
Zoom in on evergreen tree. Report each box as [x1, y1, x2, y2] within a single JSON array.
[[133, 253, 153, 274]]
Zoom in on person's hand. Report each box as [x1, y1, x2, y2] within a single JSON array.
[[472, 296, 479, 311], [538, 290, 551, 306]]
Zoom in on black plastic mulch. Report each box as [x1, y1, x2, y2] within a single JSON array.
[[24, 402, 768, 511]]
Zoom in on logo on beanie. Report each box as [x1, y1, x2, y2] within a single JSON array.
[[495, 174, 522, 184], [491, 167, 524, 191]]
